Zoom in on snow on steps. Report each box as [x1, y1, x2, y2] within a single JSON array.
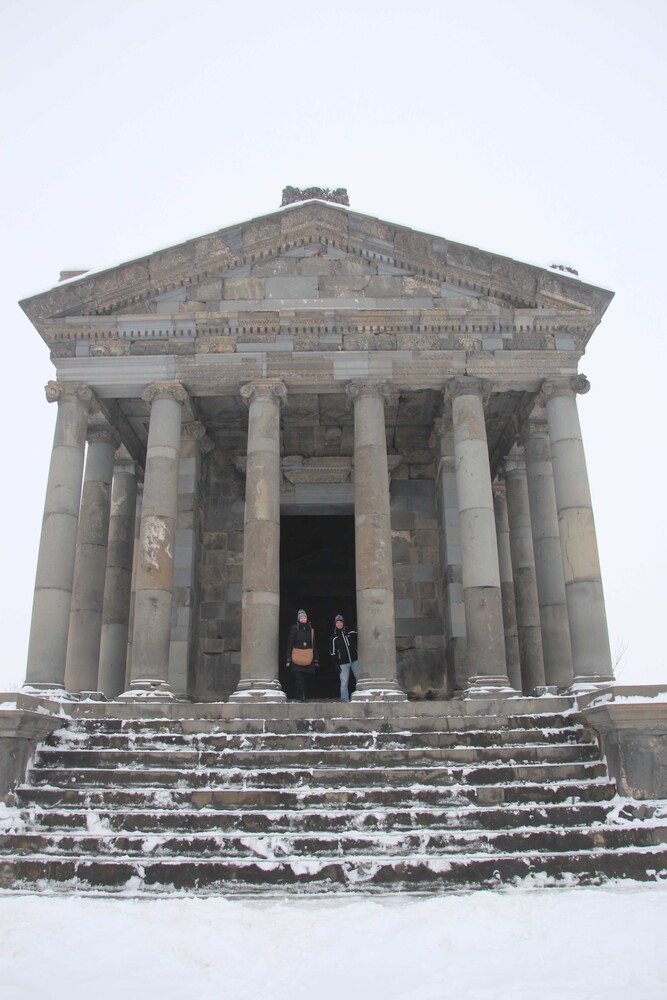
[[1, 706, 666, 894]]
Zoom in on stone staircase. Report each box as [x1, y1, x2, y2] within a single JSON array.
[[1, 700, 666, 894]]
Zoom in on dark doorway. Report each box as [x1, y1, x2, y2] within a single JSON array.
[[280, 514, 356, 700]]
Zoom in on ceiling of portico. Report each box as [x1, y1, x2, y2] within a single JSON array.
[[116, 384, 528, 481]]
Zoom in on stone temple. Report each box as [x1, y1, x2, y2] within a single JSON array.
[[1, 195, 665, 893], [19, 197, 616, 702]]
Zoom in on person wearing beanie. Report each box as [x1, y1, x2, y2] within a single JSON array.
[[285, 609, 318, 702], [330, 614, 358, 702]]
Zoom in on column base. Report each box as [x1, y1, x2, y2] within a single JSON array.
[[118, 679, 176, 702], [78, 691, 108, 702], [534, 685, 559, 697], [464, 675, 518, 698], [20, 684, 78, 701], [229, 679, 287, 703], [352, 679, 407, 702], [569, 677, 615, 694]]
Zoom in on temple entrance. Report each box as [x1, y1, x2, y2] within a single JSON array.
[[279, 514, 356, 700]]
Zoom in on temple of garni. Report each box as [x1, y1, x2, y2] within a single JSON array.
[[1, 191, 665, 893]]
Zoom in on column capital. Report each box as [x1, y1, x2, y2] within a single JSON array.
[[240, 379, 287, 405], [345, 381, 393, 403], [182, 420, 214, 454], [87, 426, 120, 448], [540, 374, 590, 402], [492, 478, 507, 501], [45, 381, 95, 409], [503, 450, 526, 475], [444, 375, 491, 403], [141, 381, 189, 406], [522, 415, 549, 438]]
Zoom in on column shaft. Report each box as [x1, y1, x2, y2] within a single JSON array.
[[126, 382, 187, 695], [493, 482, 522, 692], [523, 418, 574, 689], [64, 429, 117, 694], [505, 452, 546, 694], [445, 378, 509, 690], [231, 380, 286, 702], [434, 419, 468, 692], [347, 382, 404, 700], [98, 462, 139, 699], [25, 383, 93, 689], [542, 377, 613, 683]]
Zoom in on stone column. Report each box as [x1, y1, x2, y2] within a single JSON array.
[[542, 376, 613, 684], [25, 382, 94, 690], [522, 413, 574, 690], [432, 418, 468, 692], [346, 382, 405, 701], [98, 460, 139, 699], [504, 449, 546, 695], [64, 427, 119, 695], [124, 382, 188, 697], [444, 377, 510, 691], [230, 379, 287, 702], [493, 480, 522, 692], [169, 421, 212, 698]]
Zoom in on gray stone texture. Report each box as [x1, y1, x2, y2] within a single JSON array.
[[493, 483, 522, 692], [26, 384, 93, 689], [446, 379, 508, 689], [231, 381, 286, 701], [543, 377, 613, 684], [505, 452, 546, 695], [19, 202, 617, 705], [128, 384, 186, 692], [97, 462, 139, 709], [522, 419, 574, 690]]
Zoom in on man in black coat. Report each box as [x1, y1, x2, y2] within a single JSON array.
[[329, 614, 358, 702]]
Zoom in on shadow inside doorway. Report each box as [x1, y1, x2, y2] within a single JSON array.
[[279, 514, 356, 700]]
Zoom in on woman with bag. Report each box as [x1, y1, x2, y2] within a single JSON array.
[[285, 609, 318, 702]]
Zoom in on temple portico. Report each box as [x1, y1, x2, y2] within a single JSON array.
[[18, 199, 617, 705]]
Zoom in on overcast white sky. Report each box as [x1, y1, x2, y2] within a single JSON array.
[[1, 0, 665, 690]]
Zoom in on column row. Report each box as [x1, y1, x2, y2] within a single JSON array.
[[438, 374, 613, 694], [25, 378, 407, 702]]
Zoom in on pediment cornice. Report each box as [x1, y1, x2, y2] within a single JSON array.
[[20, 201, 614, 336]]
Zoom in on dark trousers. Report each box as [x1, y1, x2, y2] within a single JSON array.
[[292, 669, 307, 702]]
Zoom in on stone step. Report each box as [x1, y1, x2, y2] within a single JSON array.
[[3, 822, 667, 861], [1, 801, 620, 835], [33, 742, 600, 770], [27, 760, 609, 790], [47, 726, 589, 751], [2, 846, 665, 893], [51, 711, 577, 737], [15, 776, 617, 811]]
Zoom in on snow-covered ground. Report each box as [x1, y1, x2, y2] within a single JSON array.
[[1, 884, 666, 999]]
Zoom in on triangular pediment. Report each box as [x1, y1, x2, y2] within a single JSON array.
[[20, 202, 613, 345]]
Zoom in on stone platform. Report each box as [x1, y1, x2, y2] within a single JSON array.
[[1, 694, 666, 895]]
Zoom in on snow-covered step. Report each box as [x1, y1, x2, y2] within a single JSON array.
[[26, 759, 610, 791], [0, 800, 622, 835], [3, 846, 667, 894], [4, 820, 667, 861], [34, 742, 600, 770], [14, 776, 618, 811], [46, 725, 589, 751]]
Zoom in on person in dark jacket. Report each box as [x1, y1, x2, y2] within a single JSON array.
[[330, 614, 358, 702], [285, 609, 318, 702]]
